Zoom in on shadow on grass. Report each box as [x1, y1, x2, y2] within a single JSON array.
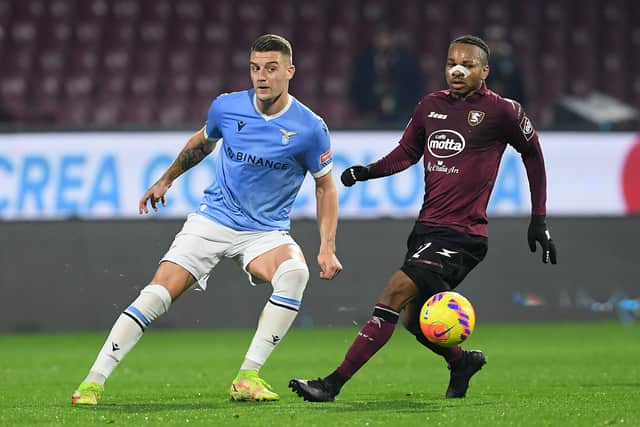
[[85, 402, 244, 413], [75, 398, 495, 415], [314, 399, 496, 414]]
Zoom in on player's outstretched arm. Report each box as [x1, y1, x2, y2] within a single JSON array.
[[139, 128, 217, 214], [340, 107, 426, 189], [340, 133, 425, 187], [314, 173, 343, 279]]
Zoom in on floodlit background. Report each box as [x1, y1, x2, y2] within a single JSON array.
[[1, 2, 639, 426], [1, 0, 638, 331]]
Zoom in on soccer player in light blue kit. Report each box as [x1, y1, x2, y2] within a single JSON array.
[[72, 34, 342, 404]]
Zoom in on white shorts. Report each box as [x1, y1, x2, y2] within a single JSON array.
[[161, 213, 298, 289]]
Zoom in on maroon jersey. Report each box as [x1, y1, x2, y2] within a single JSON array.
[[368, 83, 547, 237]]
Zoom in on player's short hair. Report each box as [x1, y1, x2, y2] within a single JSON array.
[[251, 34, 293, 62], [450, 35, 490, 65]]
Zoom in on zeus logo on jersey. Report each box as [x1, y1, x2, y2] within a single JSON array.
[[428, 111, 448, 120], [225, 147, 290, 170], [427, 130, 465, 159]]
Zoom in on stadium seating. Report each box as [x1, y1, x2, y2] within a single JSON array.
[[0, 0, 638, 128]]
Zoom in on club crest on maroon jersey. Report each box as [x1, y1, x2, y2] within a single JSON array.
[[467, 110, 485, 126]]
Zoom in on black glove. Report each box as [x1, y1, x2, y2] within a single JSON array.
[[527, 215, 557, 264], [340, 165, 370, 187]]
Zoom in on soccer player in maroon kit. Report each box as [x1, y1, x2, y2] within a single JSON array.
[[289, 35, 557, 402]]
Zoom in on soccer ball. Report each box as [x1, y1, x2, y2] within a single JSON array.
[[419, 291, 476, 347]]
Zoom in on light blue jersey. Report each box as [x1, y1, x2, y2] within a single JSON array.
[[199, 89, 332, 231]]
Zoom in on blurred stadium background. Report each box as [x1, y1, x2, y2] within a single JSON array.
[[1, 0, 639, 332], [1, 0, 639, 129]]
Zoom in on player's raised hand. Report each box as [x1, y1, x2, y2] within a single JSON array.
[[317, 251, 343, 280], [139, 180, 171, 214], [340, 165, 370, 187], [527, 215, 557, 264]]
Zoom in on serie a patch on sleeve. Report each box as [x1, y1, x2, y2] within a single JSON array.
[[320, 150, 332, 164], [520, 116, 535, 141]]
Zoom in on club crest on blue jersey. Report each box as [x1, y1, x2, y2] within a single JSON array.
[[280, 128, 297, 145]]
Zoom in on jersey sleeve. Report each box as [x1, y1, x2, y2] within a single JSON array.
[[302, 118, 333, 178], [368, 101, 426, 179], [203, 96, 223, 141], [501, 99, 538, 153], [501, 99, 548, 216]]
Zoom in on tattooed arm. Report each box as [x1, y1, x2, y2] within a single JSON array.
[[139, 128, 217, 214]]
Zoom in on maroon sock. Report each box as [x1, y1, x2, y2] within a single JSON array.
[[415, 333, 463, 364], [335, 304, 399, 381]]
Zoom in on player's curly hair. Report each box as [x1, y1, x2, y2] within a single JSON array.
[[450, 35, 490, 65], [251, 34, 293, 62]]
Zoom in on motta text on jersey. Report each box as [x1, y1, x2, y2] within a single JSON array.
[[427, 130, 466, 159]]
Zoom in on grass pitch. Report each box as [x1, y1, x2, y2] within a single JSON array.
[[1, 322, 638, 426]]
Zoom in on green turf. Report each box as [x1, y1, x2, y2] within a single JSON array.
[[1, 322, 638, 426]]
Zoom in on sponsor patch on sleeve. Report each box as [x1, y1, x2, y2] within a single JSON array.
[[320, 149, 332, 164], [519, 116, 534, 141]]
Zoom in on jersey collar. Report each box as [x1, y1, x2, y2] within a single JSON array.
[[252, 91, 293, 121]]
